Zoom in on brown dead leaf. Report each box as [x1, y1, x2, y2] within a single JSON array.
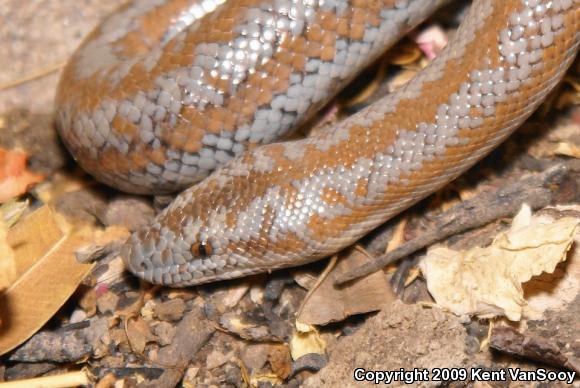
[[0, 199, 25, 292], [7, 205, 65, 274], [297, 247, 395, 325], [0, 205, 130, 355], [113, 292, 144, 318], [0, 148, 44, 203], [420, 205, 579, 321], [0, 217, 16, 292]]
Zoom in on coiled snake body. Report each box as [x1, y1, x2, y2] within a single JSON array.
[[56, 0, 580, 286]]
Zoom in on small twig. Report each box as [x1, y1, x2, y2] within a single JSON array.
[[153, 305, 214, 368], [0, 62, 66, 91], [0, 370, 89, 388], [335, 164, 568, 286]]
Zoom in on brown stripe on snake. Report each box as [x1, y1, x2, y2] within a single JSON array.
[[57, 0, 579, 286], [57, 0, 450, 194]]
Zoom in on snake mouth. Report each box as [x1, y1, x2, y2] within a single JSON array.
[[121, 233, 277, 287], [120, 235, 220, 287], [121, 240, 158, 284], [121, 241, 190, 286], [120, 229, 181, 285]]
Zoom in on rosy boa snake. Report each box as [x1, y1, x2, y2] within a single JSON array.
[[56, 0, 579, 286]]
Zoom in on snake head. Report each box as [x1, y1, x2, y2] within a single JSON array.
[[120, 168, 286, 286], [121, 202, 249, 287]]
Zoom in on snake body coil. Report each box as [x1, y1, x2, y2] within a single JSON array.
[[56, 0, 580, 286]]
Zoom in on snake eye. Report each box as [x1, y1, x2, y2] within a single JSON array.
[[191, 241, 212, 257]]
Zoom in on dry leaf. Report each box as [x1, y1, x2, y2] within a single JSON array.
[[297, 248, 395, 325], [0, 205, 130, 355], [523, 206, 580, 319], [7, 205, 66, 274], [523, 250, 580, 319], [0, 148, 44, 203], [420, 205, 579, 321], [0, 216, 16, 292], [289, 321, 326, 360]]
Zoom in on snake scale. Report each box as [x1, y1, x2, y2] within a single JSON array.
[[56, 0, 579, 286]]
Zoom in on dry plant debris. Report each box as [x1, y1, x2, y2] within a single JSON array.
[[289, 321, 326, 361], [0, 205, 129, 355], [420, 205, 580, 321], [336, 164, 569, 285], [297, 247, 395, 325]]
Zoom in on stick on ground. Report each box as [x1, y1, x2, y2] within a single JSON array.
[[334, 164, 569, 286]]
